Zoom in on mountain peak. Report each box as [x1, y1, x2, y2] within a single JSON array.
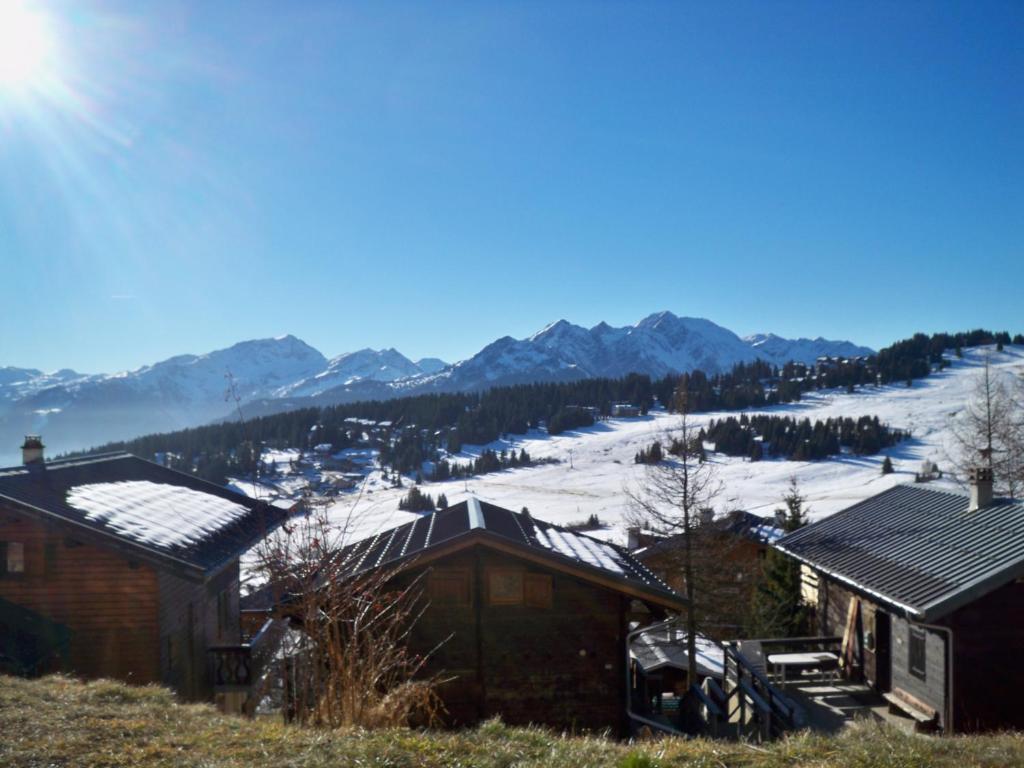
[[529, 319, 577, 341], [635, 310, 679, 328]]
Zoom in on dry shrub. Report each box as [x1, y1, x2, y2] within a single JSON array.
[[253, 496, 447, 729]]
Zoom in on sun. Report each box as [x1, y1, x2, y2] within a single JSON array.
[[0, 0, 56, 90]]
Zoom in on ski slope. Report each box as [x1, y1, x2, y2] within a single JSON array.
[[320, 345, 1024, 548]]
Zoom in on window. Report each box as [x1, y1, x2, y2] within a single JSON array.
[[488, 569, 524, 605], [428, 568, 471, 607], [0, 542, 25, 575], [909, 626, 927, 681], [524, 573, 553, 609]]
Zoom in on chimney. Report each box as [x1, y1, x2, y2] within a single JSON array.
[[21, 435, 45, 465], [968, 466, 994, 511], [626, 526, 642, 551]]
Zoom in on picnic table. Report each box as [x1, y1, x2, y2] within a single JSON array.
[[767, 651, 839, 687]]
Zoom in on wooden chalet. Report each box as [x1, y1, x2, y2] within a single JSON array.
[[0, 439, 290, 700], [334, 499, 686, 733], [775, 469, 1024, 732], [631, 510, 783, 639]]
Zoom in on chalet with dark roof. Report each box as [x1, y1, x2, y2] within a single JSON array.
[[630, 510, 783, 640], [331, 498, 685, 733], [775, 468, 1024, 732], [0, 438, 290, 700]]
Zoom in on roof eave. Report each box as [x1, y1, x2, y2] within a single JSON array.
[[773, 542, 924, 620], [919, 558, 1024, 622]]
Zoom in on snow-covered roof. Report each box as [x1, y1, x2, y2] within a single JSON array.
[[0, 453, 291, 577], [630, 627, 724, 679], [338, 497, 684, 610], [66, 481, 250, 550]]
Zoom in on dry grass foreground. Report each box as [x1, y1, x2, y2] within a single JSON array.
[[2, 676, 1024, 768]]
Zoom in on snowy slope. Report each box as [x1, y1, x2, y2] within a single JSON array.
[[312, 346, 1024, 548]]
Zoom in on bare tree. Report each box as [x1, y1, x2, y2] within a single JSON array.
[[998, 368, 1024, 498], [626, 391, 731, 687], [950, 355, 1024, 498], [252, 497, 446, 728]]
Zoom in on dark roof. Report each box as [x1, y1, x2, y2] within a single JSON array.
[[635, 510, 783, 561], [775, 484, 1024, 621], [0, 452, 292, 579], [339, 498, 684, 610]]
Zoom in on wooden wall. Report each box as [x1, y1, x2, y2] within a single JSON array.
[[0, 507, 161, 684], [811, 569, 1024, 733], [943, 579, 1024, 732], [158, 560, 240, 701], [639, 537, 764, 639], [406, 545, 628, 733], [817, 573, 948, 728], [890, 614, 946, 724]]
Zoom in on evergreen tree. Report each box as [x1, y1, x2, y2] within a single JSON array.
[[752, 479, 812, 637], [398, 487, 435, 513], [881, 456, 894, 475]]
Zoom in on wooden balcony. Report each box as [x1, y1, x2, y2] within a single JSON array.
[[208, 618, 287, 714]]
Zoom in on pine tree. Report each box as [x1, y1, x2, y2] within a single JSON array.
[[752, 479, 812, 637], [881, 456, 894, 475]]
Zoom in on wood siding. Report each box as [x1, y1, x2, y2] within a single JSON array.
[[817, 573, 948, 729], [943, 579, 1024, 732], [406, 545, 628, 733], [890, 615, 946, 724], [0, 507, 160, 684], [158, 561, 240, 700]]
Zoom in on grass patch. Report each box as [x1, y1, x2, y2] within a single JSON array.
[[2, 675, 1024, 767]]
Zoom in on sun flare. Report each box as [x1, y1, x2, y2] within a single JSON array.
[[0, 0, 56, 89]]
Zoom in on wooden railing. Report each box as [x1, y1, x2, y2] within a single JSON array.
[[209, 618, 288, 713], [721, 641, 805, 741], [209, 645, 254, 689]]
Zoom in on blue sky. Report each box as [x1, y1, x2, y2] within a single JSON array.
[[1, 0, 1021, 373]]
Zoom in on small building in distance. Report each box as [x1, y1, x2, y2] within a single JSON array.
[[775, 469, 1024, 732], [611, 403, 642, 418], [0, 438, 290, 700], [330, 499, 685, 733]]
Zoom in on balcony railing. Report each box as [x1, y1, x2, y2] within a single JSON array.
[[209, 618, 288, 709]]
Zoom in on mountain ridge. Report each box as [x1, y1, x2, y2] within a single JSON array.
[[0, 312, 871, 463]]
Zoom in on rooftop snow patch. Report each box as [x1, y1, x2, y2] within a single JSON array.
[[66, 480, 250, 549]]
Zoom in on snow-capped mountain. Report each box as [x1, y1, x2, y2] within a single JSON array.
[[279, 348, 429, 397], [0, 312, 870, 463], [0, 336, 330, 464], [399, 312, 873, 395], [414, 357, 448, 375], [744, 333, 873, 365]]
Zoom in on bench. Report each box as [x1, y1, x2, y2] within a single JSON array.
[[883, 690, 939, 731]]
